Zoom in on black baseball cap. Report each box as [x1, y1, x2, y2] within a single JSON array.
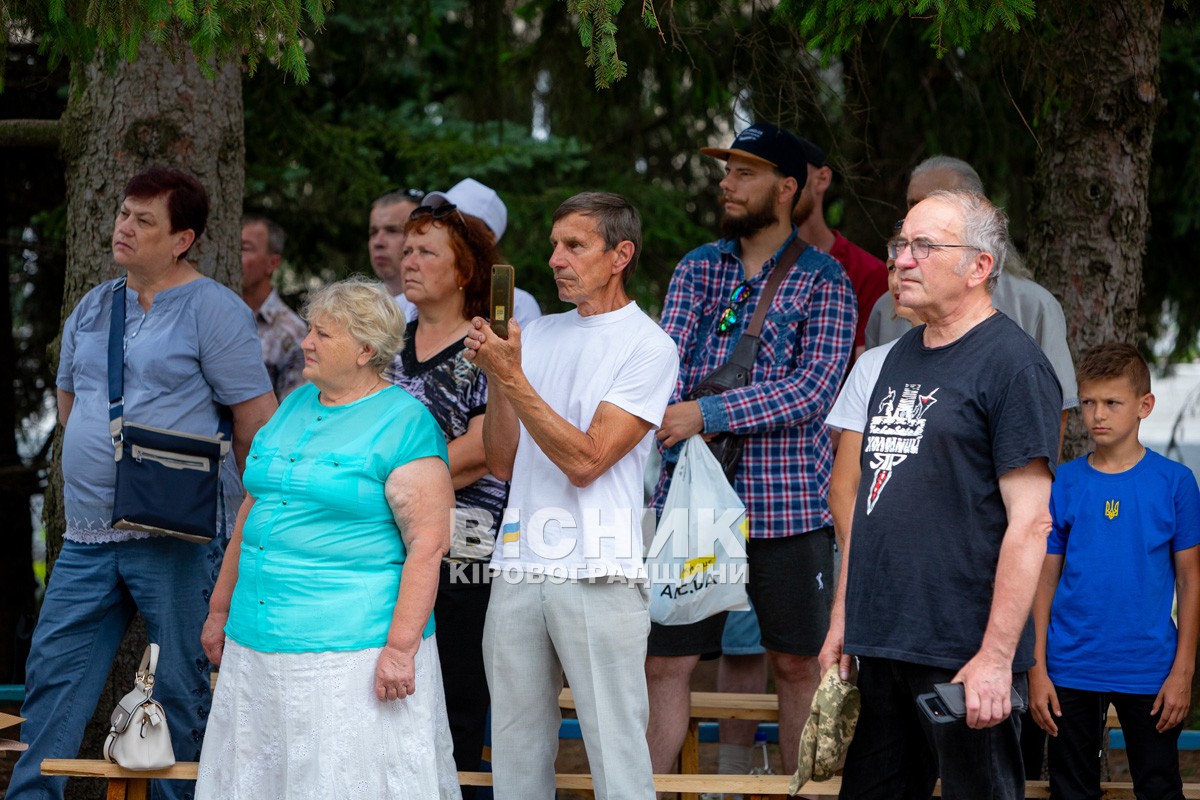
[[799, 137, 828, 169], [701, 122, 809, 187]]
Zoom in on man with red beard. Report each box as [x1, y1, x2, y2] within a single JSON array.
[[645, 122, 857, 778]]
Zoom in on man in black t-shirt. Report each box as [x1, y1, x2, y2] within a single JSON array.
[[819, 190, 1061, 799]]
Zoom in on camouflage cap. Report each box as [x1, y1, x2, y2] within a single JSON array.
[[788, 664, 861, 794]]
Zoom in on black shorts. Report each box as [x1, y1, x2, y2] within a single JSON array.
[[647, 527, 835, 658]]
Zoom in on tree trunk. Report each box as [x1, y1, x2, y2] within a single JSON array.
[[1029, 0, 1165, 461], [43, 41, 243, 800]]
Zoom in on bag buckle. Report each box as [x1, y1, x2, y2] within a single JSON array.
[[109, 410, 125, 461]]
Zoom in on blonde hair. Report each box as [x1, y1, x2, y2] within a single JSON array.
[[303, 275, 406, 371]]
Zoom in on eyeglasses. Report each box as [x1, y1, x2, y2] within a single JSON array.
[[717, 281, 752, 334], [395, 187, 424, 201], [887, 237, 981, 260], [411, 195, 465, 225]]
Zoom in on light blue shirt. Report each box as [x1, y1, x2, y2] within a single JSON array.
[[226, 384, 448, 653], [57, 278, 271, 543]]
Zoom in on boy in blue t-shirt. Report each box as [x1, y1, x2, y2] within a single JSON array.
[[1030, 342, 1200, 800]]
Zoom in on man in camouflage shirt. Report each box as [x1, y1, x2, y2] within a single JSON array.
[[242, 214, 306, 399]]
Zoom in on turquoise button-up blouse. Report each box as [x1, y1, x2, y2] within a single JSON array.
[[226, 383, 448, 653]]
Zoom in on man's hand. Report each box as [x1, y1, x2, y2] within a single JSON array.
[[951, 651, 1014, 729], [1153, 667, 1192, 732], [1028, 664, 1061, 736], [201, 611, 228, 667], [656, 401, 705, 447], [375, 644, 417, 702], [464, 317, 522, 382], [817, 618, 853, 681]]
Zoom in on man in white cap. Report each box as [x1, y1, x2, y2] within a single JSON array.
[[396, 178, 542, 324]]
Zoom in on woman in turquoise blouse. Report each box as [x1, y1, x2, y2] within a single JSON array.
[[196, 277, 461, 800]]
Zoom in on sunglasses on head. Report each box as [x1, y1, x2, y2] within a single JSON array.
[[394, 187, 425, 201], [410, 195, 465, 224]]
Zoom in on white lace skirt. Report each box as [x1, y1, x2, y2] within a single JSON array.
[[196, 636, 461, 800]]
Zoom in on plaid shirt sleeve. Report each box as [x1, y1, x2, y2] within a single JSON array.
[[657, 257, 701, 406], [697, 262, 856, 435]]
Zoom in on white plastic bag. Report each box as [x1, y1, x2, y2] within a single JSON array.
[[648, 435, 750, 625]]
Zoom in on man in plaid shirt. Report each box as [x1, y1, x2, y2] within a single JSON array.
[[645, 122, 856, 777]]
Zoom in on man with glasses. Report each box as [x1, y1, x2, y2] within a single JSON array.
[[645, 122, 856, 778], [820, 190, 1061, 799], [864, 156, 1078, 429]]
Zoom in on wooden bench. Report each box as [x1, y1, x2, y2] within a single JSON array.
[[40, 759, 1200, 800], [41, 759, 199, 800], [560, 686, 781, 789]]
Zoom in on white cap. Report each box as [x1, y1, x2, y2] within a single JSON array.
[[423, 178, 508, 242]]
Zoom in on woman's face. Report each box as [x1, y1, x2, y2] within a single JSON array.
[[887, 259, 921, 326], [300, 313, 374, 390], [111, 194, 191, 272], [400, 224, 463, 310]]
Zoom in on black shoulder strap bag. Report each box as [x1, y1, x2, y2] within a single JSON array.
[[108, 278, 232, 542], [685, 236, 807, 483]]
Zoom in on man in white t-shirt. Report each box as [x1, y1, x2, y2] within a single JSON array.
[[464, 192, 678, 800]]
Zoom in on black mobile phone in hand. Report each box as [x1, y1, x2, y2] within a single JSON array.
[[490, 264, 515, 339], [917, 682, 1028, 725]]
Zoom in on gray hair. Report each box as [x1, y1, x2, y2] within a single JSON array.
[[910, 157, 1032, 280], [302, 275, 406, 372], [923, 189, 1008, 292], [911, 156, 985, 194], [553, 192, 643, 285], [242, 214, 286, 256]]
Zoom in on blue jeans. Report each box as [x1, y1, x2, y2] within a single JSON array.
[[8, 537, 222, 800]]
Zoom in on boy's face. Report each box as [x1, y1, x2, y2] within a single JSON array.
[[1079, 375, 1154, 450]]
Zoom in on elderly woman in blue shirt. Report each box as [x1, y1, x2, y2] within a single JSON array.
[[9, 166, 277, 800], [196, 276, 461, 800]]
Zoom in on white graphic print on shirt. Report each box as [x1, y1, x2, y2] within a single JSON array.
[[864, 383, 939, 514]]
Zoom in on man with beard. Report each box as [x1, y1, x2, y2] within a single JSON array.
[[792, 146, 887, 359], [645, 122, 857, 778]]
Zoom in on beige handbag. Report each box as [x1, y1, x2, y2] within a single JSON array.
[[103, 644, 175, 770]]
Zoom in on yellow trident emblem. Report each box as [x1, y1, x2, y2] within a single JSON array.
[[1105, 500, 1119, 520]]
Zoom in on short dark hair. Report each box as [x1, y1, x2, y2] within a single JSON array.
[[1076, 342, 1151, 396], [242, 214, 286, 256], [552, 192, 642, 286], [123, 166, 210, 242], [373, 188, 424, 210], [404, 212, 498, 321]]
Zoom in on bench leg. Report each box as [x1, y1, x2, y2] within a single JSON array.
[[106, 778, 129, 800], [680, 719, 700, 800]]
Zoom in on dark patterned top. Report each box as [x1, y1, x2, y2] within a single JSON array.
[[386, 320, 506, 561]]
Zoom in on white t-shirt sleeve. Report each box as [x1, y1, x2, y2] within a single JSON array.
[[602, 338, 679, 429], [825, 340, 896, 432]]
